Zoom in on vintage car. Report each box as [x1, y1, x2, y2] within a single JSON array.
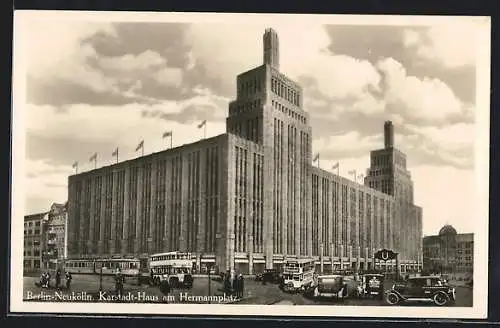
[[255, 269, 282, 284], [385, 276, 456, 306], [357, 273, 385, 300], [312, 275, 349, 300]]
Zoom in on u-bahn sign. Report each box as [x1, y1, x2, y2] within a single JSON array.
[[374, 249, 397, 261]]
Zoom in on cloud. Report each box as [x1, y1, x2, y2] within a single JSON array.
[[411, 165, 475, 235], [312, 131, 383, 159], [394, 123, 474, 169], [26, 101, 227, 166], [153, 67, 184, 88], [185, 23, 331, 97], [403, 22, 478, 69], [25, 159, 71, 213], [323, 24, 477, 105], [26, 21, 117, 92], [98, 50, 166, 71], [377, 57, 468, 122]]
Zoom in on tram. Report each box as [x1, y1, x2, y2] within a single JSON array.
[[64, 258, 141, 276]]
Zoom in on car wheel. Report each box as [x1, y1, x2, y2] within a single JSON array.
[[433, 292, 449, 306], [386, 292, 400, 305]]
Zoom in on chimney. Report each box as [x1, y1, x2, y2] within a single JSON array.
[[384, 121, 394, 149]]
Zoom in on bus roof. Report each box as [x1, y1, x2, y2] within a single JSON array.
[[284, 258, 314, 264], [150, 251, 191, 257]]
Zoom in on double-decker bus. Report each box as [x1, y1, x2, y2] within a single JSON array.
[[282, 258, 316, 293], [149, 251, 194, 288], [65, 258, 141, 276]]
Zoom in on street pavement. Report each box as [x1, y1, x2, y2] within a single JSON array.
[[23, 274, 472, 307]]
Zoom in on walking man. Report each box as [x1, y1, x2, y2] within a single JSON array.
[[115, 270, 125, 297], [65, 271, 72, 290], [238, 274, 245, 298], [55, 268, 62, 289]]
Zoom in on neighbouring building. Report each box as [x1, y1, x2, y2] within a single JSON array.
[[423, 224, 474, 274], [45, 203, 69, 269], [67, 28, 423, 275], [24, 212, 47, 272], [23, 202, 68, 272]]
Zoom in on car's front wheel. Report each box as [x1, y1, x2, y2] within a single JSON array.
[[386, 292, 400, 305], [433, 292, 449, 306]]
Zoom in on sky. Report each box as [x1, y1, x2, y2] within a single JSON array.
[[18, 14, 485, 236]]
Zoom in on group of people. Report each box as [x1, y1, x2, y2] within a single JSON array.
[[38, 269, 72, 289], [222, 272, 245, 298]]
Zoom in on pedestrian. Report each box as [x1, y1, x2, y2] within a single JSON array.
[[224, 272, 231, 294], [150, 269, 155, 286], [65, 272, 72, 290], [159, 279, 170, 299], [239, 274, 245, 298], [55, 268, 61, 289], [39, 272, 46, 288], [233, 274, 240, 297], [46, 271, 51, 288], [232, 275, 238, 296], [115, 271, 125, 297]]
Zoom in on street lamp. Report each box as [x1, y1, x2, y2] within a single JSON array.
[[99, 265, 103, 292]]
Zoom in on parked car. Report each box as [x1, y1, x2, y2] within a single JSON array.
[[312, 275, 349, 300], [385, 276, 455, 306], [357, 273, 385, 300], [255, 269, 281, 284]]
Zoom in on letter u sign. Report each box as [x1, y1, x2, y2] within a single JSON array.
[[381, 251, 389, 261]]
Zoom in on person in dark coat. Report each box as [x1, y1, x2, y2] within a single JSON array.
[[238, 274, 245, 298], [232, 276, 238, 295], [55, 269, 62, 289], [150, 269, 155, 286], [115, 271, 125, 297], [65, 272, 72, 290], [159, 279, 170, 298], [224, 272, 231, 294], [233, 275, 240, 297]]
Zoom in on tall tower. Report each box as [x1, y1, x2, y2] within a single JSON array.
[[263, 28, 280, 70], [365, 121, 418, 261], [384, 121, 394, 149], [226, 28, 313, 269]]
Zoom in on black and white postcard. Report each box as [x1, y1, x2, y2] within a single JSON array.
[[10, 11, 491, 319]]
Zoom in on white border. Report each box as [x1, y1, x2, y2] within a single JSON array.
[[11, 11, 491, 319]]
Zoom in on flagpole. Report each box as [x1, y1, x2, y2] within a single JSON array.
[[94, 156, 97, 169], [170, 135, 173, 149], [116, 148, 119, 163], [204, 123, 207, 139], [142, 146, 144, 157]]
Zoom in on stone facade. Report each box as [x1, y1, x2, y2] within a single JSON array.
[[23, 212, 47, 271], [24, 202, 68, 271], [67, 28, 423, 275], [423, 225, 473, 274]]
